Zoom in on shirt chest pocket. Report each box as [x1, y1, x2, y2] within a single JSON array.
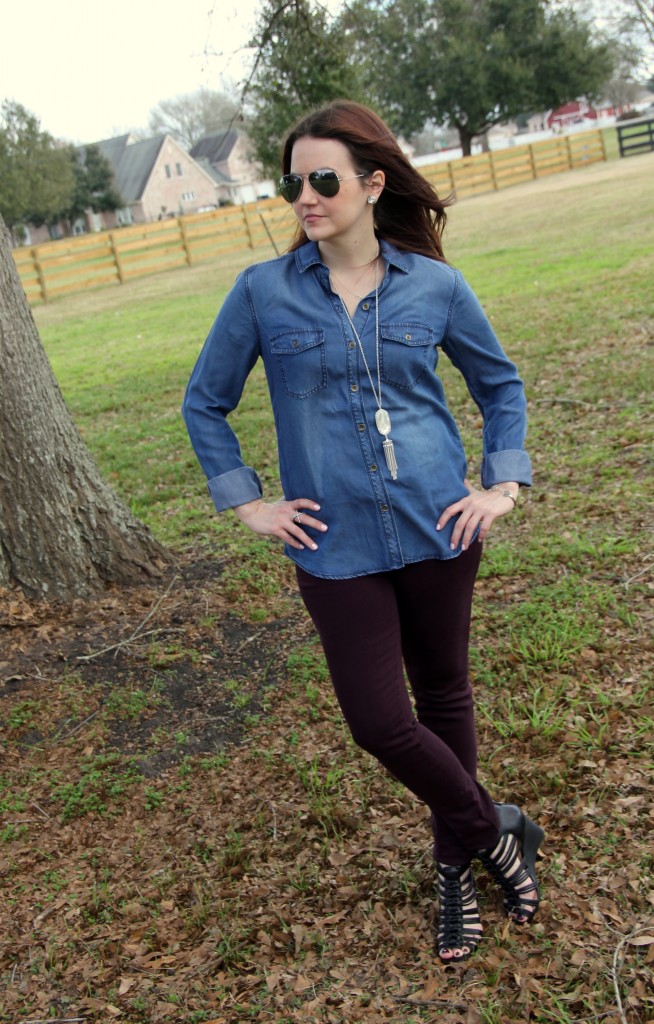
[[270, 329, 327, 398], [380, 323, 433, 390]]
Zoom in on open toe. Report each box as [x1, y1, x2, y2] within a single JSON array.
[[436, 863, 482, 963]]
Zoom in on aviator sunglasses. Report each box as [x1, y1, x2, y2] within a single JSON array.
[[278, 168, 366, 204]]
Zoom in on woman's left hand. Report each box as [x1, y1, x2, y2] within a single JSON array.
[[437, 479, 518, 551]]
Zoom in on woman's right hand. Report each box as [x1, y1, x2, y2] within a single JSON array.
[[233, 498, 327, 551]]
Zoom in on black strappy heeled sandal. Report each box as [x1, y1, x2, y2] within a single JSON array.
[[478, 802, 544, 924], [436, 862, 482, 962]]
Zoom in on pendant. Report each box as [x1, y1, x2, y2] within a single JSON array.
[[375, 409, 398, 479], [382, 439, 398, 480], [375, 408, 392, 437]]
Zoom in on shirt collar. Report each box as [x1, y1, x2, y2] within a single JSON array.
[[294, 239, 410, 275]]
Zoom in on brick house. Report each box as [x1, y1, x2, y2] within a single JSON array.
[[190, 130, 273, 205], [19, 132, 222, 243], [96, 133, 219, 225]]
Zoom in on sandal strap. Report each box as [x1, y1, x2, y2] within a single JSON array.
[[437, 863, 482, 959], [480, 833, 540, 922]]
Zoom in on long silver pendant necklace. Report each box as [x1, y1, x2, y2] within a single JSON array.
[[335, 261, 398, 481]]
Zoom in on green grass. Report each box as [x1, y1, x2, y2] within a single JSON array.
[[3, 148, 651, 1024]]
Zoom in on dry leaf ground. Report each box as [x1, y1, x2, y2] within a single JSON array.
[[1, 545, 652, 1024]]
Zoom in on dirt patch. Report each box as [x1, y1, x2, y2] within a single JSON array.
[[1, 552, 298, 771]]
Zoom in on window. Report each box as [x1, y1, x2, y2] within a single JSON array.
[[181, 191, 195, 201], [176, 162, 183, 176], [165, 164, 172, 178]]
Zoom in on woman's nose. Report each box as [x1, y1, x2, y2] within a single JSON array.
[[297, 178, 317, 203]]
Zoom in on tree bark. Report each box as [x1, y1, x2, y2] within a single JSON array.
[[458, 128, 474, 157], [0, 215, 170, 600]]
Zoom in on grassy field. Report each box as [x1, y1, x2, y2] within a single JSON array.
[[1, 151, 653, 1024]]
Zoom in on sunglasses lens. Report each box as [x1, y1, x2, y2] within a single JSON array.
[[278, 175, 302, 203], [309, 170, 341, 197]]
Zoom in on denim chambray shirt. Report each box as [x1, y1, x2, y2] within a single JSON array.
[[182, 239, 532, 579]]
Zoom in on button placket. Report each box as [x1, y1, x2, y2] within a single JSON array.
[[342, 301, 404, 568]]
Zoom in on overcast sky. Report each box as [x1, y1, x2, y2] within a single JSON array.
[[5, 1, 650, 147], [1, 0, 267, 144]]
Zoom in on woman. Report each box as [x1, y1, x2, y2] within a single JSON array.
[[182, 100, 544, 963]]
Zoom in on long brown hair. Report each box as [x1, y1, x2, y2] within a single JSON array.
[[281, 100, 452, 262]]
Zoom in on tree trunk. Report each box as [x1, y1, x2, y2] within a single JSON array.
[[0, 215, 170, 600], [458, 126, 474, 157]]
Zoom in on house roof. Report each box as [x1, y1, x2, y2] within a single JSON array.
[[190, 130, 239, 166], [91, 134, 132, 167], [193, 156, 234, 186], [95, 135, 166, 204]]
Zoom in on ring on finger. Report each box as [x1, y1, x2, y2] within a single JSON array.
[[292, 512, 303, 525]]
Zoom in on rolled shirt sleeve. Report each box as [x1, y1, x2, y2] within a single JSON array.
[[441, 272, 532, 488], [207, 466, 263, 513], [182, 274, 264, 513]]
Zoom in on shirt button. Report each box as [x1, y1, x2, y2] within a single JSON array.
[[405, 333, 412, 341], [348, 341, 356, 349], [351, 384, 359, 392], [370, 463, 378, 471], [380, 503, 388, 512], [362, 302, 370, 311], [357, 423, 366, 431], [292, 339, 300, 348]]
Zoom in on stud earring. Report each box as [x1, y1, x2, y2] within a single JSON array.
[[367, 195, 377, 205]]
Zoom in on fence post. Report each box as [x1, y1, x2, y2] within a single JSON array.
[[564, 135, 573, 169], [241, 204, 255, 250], [178, 217, 193, 266], [528, 144, 537, 180], [31, 247, 48, 304], [489, 152, 499, 190], [617, 124, 627, 158], [597, 128, 606, 162], [109, 233, 125, 284]]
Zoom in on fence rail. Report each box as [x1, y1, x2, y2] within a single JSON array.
[[13, 128, 607, 305], [616, 115, 654, 157]]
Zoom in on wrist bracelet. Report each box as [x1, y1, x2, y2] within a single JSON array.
[[491, 486, 517, 506]]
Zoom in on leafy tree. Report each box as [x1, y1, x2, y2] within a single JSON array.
[[339, 0, 615, 155], [60, 144, 123, 228], [244, 0, 365, 176], [0, 101, 74, 238], [530, 6, 616, 109], [338, 0, 438, 136], [148, 88, 242, 149]]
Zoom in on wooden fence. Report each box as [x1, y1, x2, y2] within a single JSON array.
[[13, 128, 606, 305], [616, 114, 654, 157]]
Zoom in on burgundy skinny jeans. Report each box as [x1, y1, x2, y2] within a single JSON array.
[[296, 547, 499, 865]]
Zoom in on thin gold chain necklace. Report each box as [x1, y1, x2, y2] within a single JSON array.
[[330, 247, 380, 271], [330, 248, 381, 301]]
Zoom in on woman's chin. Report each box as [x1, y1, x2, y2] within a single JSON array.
[[303, 219, 330, 241]]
